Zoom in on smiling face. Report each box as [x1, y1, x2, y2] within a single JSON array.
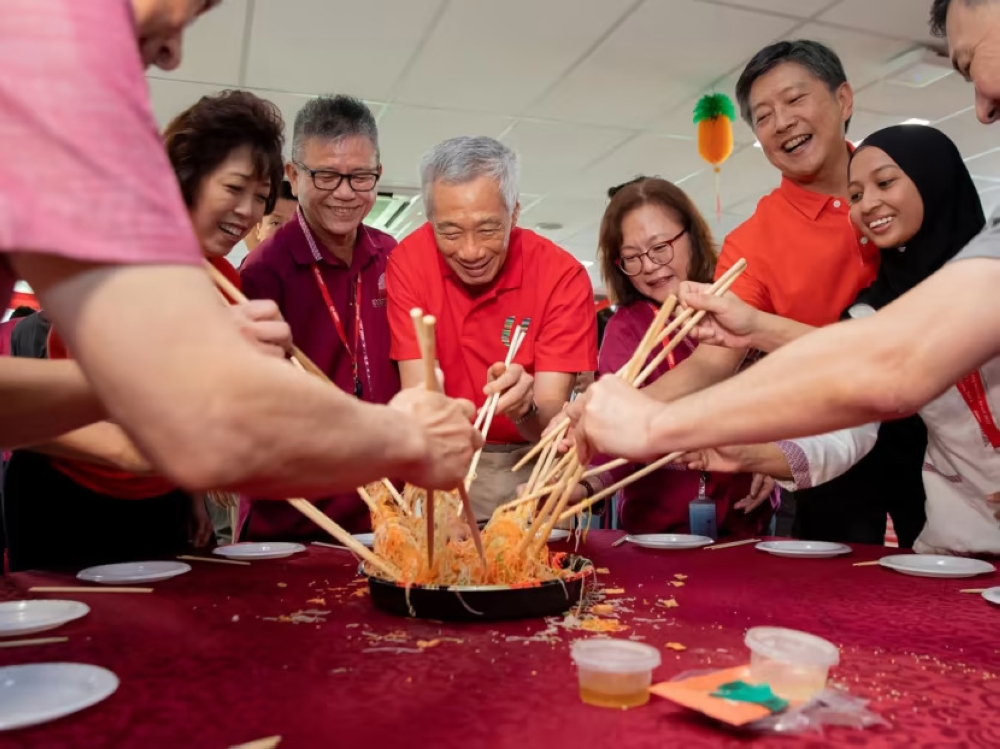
[[189, 145, 271, 258], [945, 0, 1000, 124], [618, 203, 691, 303], [848, 146, 924, 249], [430, 175, 519, 288], [287, 135, 380, 244], [749, 61, 853, 183]]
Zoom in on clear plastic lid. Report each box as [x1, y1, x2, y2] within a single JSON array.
[[744, 626, 840, 668], [570, 638, 662, 673]]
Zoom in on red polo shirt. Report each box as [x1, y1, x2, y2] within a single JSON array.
[[240, 212, 400, 538], [717, 174, 879, 326], [387, 224, 597, 444]]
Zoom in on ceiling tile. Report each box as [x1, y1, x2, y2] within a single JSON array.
[[784, 24, 915, 91], [154, 0, 248, 86], [527, 0, 800, 128], [501, 120, 634, 194], [394, 0, 636, 113], [965, 150, 1000, 180], [934, 111, 1000, 161], [520, 196, 607, 245], [854, 73, 971, 123], [377, 105, 513, 189], [695, 0, 833, 17], [243, 0, 444, 100], [817, 0, 940, 45], [147, 78, 228, 131]]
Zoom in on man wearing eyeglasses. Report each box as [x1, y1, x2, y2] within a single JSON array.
[[240, 95, 402, 539], [386, 136, 598, 519]]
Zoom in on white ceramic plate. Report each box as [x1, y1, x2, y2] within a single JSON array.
[[982, 587, 1000, 606], [352, 533, 375, 548], [626, 534, 715, 550], [879, 554, 996, 579], [547, 529, 570, 542], [755, 540, 852, 559], [77, 561, 191, 585], [213, 542, 305, 560], [0, 601, 90, 638], [0, 663, 118, 731]]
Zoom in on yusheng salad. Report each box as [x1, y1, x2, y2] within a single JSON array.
[[362, 481, 591, 587]]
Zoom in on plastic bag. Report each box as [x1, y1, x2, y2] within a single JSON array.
[[748, 686, 890, 735]]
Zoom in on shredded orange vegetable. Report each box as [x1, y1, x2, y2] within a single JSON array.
[[364, 482, 580, 587]]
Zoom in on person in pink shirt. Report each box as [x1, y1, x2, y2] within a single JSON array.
[[0, 0, 480, 505]]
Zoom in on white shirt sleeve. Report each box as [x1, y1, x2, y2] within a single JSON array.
[[773, 423, 880, 491]]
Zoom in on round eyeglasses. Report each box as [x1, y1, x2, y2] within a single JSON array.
[[615, 228, 686, 277]]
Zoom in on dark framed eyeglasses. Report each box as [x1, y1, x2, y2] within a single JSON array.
[[615, 227, 686, 277], [293, 161, 380, 192]]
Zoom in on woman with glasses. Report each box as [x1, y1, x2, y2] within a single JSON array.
[[574, 177, 773, 538]]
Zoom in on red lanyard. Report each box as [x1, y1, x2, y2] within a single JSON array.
[[311, 266, 364, 399], [956, 370, 1000, 448]]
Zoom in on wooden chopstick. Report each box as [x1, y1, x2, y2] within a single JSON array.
[[960, 588, 989, 594], [0, 636, 69, 649], [623, 295, 678, 383], [852, 560, 881, 567], [287, 499, 400, 578], [229, 736, 282, 749], [29, 586, 153, 593], [312, 541, 351, 550], [581, 458, 628, 480], [704, 537, 760, 551], [557, 451, 684, 522], [177, 555, 251, 566]]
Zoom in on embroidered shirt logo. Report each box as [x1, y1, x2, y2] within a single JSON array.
[[501, 317, 531, 346]]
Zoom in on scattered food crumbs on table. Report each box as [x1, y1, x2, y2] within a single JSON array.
[[579, 619, 629, 633], [603, 588, 625, 595], [674, 574, 688, 580], [665, 642, 687, 651], [658, 598, 679, 609], [670, 581, 685, 587], [595, 568, 610, 574], [351, 588, 368, 598], [277, 583, 287, 588], [590, 604, 614, 616], [306, 597, 326, 605], [417, 639, 440, 649]]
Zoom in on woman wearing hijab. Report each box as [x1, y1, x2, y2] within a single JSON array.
[[683, 125, 997, 554]]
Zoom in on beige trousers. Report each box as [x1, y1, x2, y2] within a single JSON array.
[[468, 445, 535, 521]]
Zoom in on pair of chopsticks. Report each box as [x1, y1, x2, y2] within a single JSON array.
[[205, 261, 402, 579], [521, 261, 748, 533], [409, 308, 487, 572], [0, 636, 68, 649]]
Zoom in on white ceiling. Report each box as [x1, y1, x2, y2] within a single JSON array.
[[147, 0, 999, 290]]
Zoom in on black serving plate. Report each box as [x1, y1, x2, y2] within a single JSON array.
[[368, 555, 594, 621]]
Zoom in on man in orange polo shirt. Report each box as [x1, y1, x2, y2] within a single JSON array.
[[387, 136, 597, 518], [631, 41, 928, 545]]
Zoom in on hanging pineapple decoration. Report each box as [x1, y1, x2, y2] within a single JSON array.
[[693, 93, 736, 221]]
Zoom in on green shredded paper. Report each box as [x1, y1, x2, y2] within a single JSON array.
[[693, 93, 736, 124], [710, 681, 789, 713]]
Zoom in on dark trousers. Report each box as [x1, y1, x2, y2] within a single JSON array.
[[2, 451, 192, 572]]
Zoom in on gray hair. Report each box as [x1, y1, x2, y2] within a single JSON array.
[[735, 40, 851, 132], [292, 95, 380, 161], [420, 136, 520, 217]]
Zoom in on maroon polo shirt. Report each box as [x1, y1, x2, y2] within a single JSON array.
[[240, 210, 401, 539]]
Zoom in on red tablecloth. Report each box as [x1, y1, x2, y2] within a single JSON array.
[[1, 533, 998, 749]]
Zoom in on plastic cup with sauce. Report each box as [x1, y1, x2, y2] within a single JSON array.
[[570, 638, 662, 709], [744, 626, 840, 701]]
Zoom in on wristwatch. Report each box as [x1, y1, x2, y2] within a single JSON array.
[[512, 401, 538, 425]]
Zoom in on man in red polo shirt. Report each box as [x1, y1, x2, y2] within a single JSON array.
[[387, 136, 597, 518], [241, 95, 401, 539]]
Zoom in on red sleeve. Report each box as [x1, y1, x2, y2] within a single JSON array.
[[534, 261, 598, 373], [714, 232, 773, 314], [0, 0, 200, 269], [385, 247, 423, 362]]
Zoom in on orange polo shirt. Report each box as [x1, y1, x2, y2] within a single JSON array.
[[716, 175, 879, 326], [387, 223, 597, 444]]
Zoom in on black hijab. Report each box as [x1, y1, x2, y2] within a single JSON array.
[[847, 124, 985, 313]]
